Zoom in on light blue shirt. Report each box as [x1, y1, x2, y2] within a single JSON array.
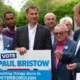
[[0, 34, 4, 50]]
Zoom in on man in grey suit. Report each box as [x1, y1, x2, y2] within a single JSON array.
[[52, 24, 76, 80], [0, 18, 13, 50], [15, 5, 51, 54]]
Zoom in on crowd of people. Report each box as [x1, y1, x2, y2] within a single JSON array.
[[0, 2, 80, 80]]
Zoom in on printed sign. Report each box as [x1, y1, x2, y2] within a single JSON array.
[[0, 50, 51, 80], [76, 73, 80, 80]]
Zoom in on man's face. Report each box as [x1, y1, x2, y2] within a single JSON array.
[[26, 8, 39, 24], [54, 26, 68, 42], [74, 9, 80, 26], [4, 13, 16, 28], [63, 20, 72, 32], [44, 15, 56, 29]]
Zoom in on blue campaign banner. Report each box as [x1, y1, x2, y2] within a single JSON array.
[[0, 70, 52, 80], [0, 50, 51, 80]]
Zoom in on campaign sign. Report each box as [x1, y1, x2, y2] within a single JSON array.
[[76, 73, 80, 80], [0, 50, 51, 80]]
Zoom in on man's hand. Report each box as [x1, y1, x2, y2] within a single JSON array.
[[67, 63, 76, 70], [55, 50, 63, 59], [16, 47, 27, 55]]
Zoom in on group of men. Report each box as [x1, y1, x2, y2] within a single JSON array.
[[0, 2, 80, 80]]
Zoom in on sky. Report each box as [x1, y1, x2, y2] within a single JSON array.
[[4, 0, 27, 12]]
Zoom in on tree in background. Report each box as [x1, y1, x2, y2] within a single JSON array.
[[0, 0, 80, 27], [0, 0, 17, 27], [16, 0, 80, 27]]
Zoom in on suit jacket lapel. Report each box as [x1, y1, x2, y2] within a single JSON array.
[[23, 25, 29, 49], [33, 24, 41, 49], [53, 42, 57, 68], [75, 46, 80, 57], [63, 39, 70, 52]]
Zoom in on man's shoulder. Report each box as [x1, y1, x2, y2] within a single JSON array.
[[2, 28, 8, 33], [67, 39, 77, 45], [3, 35, 13, 41], [38, 24, 49, 30], [17, 25, 28, 31], [74, 29, 80, 34]]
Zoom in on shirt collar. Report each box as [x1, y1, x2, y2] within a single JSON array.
[[28, 23, 38, 29], [51, 32, 54, 35], [56, 39, 67, 46], [5, 26, 17, 33]]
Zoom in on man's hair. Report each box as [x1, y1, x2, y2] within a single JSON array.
[[26, 5, 39, 13], [74, 2, 80, 14], [60, 16, 73, 24], [4, 11, 15, 18], [54, 24, 68, 31], [44, 13, 56, 20]]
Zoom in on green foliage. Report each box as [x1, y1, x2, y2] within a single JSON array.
[[16, 0, 80, 26], [0, 0, 80, 27], [0, 0, 17, 27], [54, 0, 80, 24]]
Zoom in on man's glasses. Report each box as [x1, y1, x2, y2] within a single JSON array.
[[54, 31, 67, 36]]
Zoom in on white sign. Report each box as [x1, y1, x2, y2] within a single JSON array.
[[0, 50, 51, 70], [76, 73, 80, 80], [0, 50, 52, 80]]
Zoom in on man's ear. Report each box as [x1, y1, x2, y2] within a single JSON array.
[[25, 13, 28, 18], [44, 20, 46, 25]]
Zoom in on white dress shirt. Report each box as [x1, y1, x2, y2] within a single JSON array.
[[51, 32, 54, 45], [28, 24, 37, 50], [74, 40, 80, 56], [0, 34, 4, 50]]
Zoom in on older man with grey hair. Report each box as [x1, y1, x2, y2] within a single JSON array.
[[60, 16, 74, 40], [44, 13, 56, 45], [51, 24, 76, 80]]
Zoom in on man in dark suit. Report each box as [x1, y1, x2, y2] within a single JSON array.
[[73, 2, 80, 41], [51, 24, 76, 80], [0, 18, 13, 50], [67, 2, 80, 80], [15, 5, 51, 54]]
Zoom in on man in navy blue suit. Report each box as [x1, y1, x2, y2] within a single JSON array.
[[67, 2, 80, 80], [52, 24, 76, 80]]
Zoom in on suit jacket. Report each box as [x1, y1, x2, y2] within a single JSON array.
[[2, 34, 14, 50], [51, 39, 77, 80], [71, 43, 80, 80], [15, 24, 52, 50], [73, 29, 80, 41]]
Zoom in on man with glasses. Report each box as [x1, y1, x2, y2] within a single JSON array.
[[51, 24, 76, 80]]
